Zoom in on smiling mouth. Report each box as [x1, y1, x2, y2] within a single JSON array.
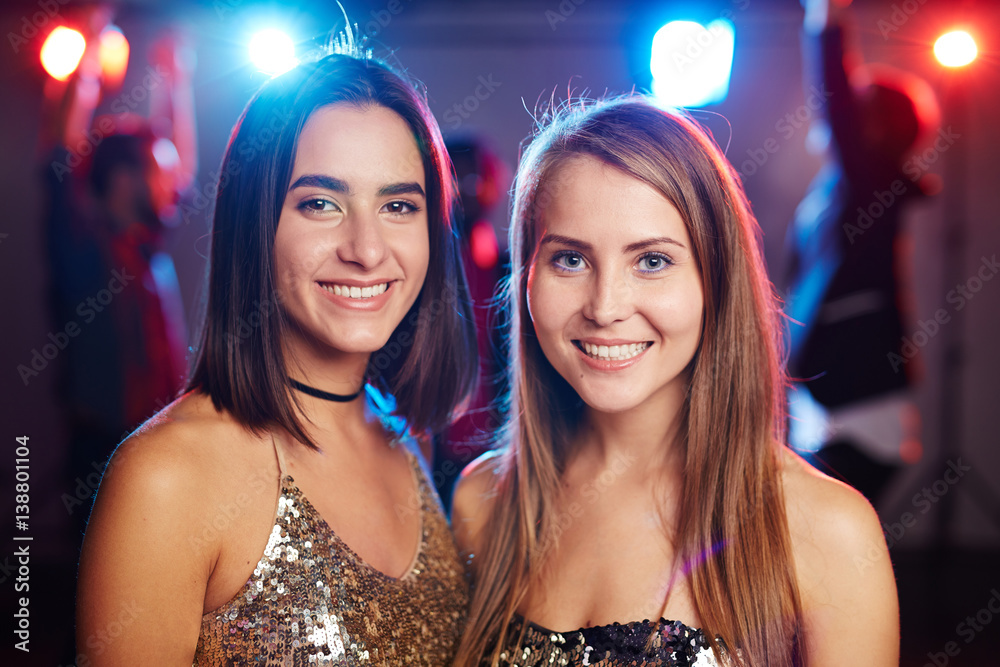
[[319, 282, 391, 299], [573, 340, 652, 361]]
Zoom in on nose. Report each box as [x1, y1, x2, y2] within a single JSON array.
[[336, 211, 389, 270], [581, 269, 632, 327]]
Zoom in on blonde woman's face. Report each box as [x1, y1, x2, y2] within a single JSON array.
[[526, 155, 704, 415]]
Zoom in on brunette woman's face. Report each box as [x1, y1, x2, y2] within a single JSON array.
[[526, 155, 704, 414], [273, 104, 429, 359]]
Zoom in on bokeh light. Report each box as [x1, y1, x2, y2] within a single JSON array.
[[40, 26, 86, 81], [99, 26, 130, 87], [934, 31, 977, 68], [651, 19, 735, 108], [249, 29, 297, 76]]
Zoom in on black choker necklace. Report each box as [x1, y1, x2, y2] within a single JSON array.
[[289, 378, 362, 403]]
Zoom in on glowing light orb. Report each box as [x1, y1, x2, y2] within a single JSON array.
[[934, 31, 977, 68], [249, 29, 297, 76], [99, 26, 130, 85], [41, 26, 86, 81], [651, 19, 735, 108]]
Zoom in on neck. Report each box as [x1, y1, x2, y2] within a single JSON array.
[[283, 337, 372, 438], [577, 386, 687, 473]]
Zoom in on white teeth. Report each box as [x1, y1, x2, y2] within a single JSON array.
[[580, 341, 650, 360], [321, 282, 388, 299]]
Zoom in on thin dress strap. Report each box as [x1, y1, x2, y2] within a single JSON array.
[[270, 430, 287, 479]]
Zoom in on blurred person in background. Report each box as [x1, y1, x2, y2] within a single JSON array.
[[39, 6, 195, 536], [441, 135, 510, 507], [784, 0, 939, 506]]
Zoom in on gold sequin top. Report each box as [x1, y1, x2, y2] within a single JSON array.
[[194, 436, 468, 666]]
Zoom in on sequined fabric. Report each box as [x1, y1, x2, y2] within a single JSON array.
[[492, 615, 726, 666], [195, 445, 468, 666]]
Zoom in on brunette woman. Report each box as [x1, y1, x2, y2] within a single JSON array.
[[77, 47, 476, 665]]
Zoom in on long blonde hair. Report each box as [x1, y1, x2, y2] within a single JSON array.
[[454, 98, 802, 666]]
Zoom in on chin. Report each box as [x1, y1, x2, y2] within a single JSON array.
[[301, 327, 392, 358], [578, 395, 644, 414], [332, 334, 394, 355], [566, 383, 640, 414]]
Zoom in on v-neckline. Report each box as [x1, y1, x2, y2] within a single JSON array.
[[280, 447, 426, 582]]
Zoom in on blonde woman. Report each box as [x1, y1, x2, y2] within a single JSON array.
[[452, 99, 898, 666]]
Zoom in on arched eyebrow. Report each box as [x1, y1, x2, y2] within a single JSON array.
[[378, 182, 425, 198], [623, 237, 686, 252], [539, 234, 686, 252], [539, 234, 592, 251], [288, 174, 349, 194], [287, 175, 425, 199]]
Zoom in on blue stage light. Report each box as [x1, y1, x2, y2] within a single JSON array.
[[651, 19, 735, 108], [249, 29, 297, 76]]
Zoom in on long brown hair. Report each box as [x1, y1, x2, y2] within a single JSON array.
[[186, 53, 477, 447], [455, 98, 802, 666]]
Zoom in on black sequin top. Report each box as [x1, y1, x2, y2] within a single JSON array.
[[194, 437, 468, 665], [491, 615, 726, 666]]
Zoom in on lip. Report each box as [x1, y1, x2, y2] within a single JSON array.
[[315, 280, 395, 311], [576, 338, 649, 347], [572, 339, 652, 371]]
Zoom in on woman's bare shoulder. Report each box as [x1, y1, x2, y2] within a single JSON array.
[[779, 446, 899, 665], [779, 446, 884, 556], [102, 390, 272, 506], [450, 450, 504, 558], [77, 391, 277, 660]]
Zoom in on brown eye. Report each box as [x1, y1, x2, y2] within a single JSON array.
[[382, 201, 419, 215], [297, 198, 339, 213]]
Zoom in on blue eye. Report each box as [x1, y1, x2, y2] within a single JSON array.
[[637, 252, 672, 274], [552, 251, 586, 272]]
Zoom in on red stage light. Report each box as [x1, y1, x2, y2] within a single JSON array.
[[934, 31, 977, 68], [40, 26, 86, 81], [99, 26, 129, 88]]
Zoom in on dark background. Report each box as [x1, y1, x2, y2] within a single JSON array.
[[1, 0, 998, 664]]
